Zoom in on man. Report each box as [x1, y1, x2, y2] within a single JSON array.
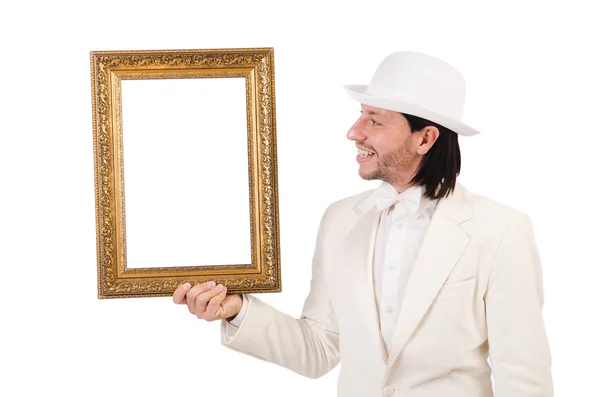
[[173, 51, 553, 396]]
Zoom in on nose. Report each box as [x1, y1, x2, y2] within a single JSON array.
[[346, 117, 366, 142]]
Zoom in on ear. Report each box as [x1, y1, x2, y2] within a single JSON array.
[[416, 126, 440, 155]]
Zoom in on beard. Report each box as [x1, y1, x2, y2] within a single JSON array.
[[360, 138, 416, 184]]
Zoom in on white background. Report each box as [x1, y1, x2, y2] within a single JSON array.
[[1, 1, 598, 396], [120, 78, 251, 267]]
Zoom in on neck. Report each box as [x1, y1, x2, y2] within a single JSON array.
[[389, 180, 419, 194], [384, 164, 421, 194]]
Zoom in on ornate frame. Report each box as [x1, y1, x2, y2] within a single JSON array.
[[90, 48, 280, 298]]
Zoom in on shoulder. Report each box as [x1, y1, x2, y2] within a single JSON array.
[[471, 191, 529, 220], [319, 188, 375, 223], [459, 182, 534, 236]]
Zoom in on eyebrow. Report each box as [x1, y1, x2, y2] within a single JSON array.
[[361, 110, 382, 116]]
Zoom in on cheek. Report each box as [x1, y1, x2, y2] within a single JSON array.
[[369, 132, 390, 151], [373, 134, 403, 155]]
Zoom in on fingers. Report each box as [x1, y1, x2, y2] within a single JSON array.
[[173, 282, 192, 304], [203, 286, 228, 319], [185, 281, 216, 314], [172, 281, 231, 321], [194, 284, 227, 318], [221, 293, 243, 320]]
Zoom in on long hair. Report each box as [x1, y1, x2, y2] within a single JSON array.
[[402, 113, 461, 200]]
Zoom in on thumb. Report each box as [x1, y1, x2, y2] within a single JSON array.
[[222, 294, 243, 319]]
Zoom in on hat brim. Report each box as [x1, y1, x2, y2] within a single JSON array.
[[344, 84, 480, 136]]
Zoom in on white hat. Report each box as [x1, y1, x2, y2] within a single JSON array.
[[344, 51, 480, 136]]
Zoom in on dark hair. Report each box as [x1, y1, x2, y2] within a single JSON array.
[[402, 113, 461, 200]]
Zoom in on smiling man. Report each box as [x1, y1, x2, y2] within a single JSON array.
[[349, 104, 454, 200], [173, 51, 554, 397]]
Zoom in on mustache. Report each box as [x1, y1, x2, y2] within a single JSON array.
[[358, 144, 376, 152]]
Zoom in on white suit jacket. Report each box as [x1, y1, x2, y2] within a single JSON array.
[[220, 182, 553, 397]]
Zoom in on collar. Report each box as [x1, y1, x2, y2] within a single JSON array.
[[353, 180, 472, 225], [373, 181, 437, 220]]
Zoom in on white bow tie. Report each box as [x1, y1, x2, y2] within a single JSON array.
[[375, 184, 423, 213]]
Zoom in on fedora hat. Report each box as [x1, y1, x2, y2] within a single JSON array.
[[344, 51, 480, 136]]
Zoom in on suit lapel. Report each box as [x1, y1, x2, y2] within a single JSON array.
[[386, 182, 473, 367], [344, 192, 388, 363]]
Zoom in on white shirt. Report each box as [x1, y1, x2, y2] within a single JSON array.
[[228, 182, 437, 354], [371, 182, 437, 352]]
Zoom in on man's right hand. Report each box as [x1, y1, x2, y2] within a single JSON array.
[[173, 281, 243, 322]]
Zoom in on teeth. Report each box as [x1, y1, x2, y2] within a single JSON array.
[[357, 148, 374, 157]]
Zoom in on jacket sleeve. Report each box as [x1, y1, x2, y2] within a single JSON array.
[[220, 206, 340, 378], [485, 212, 554, 396]]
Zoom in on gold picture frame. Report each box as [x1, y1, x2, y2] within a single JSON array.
[[90, 48, 280, 298]]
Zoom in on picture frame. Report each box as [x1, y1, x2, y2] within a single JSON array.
[[90, 47, 281, 298]]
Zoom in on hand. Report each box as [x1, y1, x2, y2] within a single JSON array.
[[173, 281, 243, 322]]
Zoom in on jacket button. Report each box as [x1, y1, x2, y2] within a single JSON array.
[[383, 386, 395, 396]]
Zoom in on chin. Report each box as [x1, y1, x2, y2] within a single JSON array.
[[359, 167, 381, 181]]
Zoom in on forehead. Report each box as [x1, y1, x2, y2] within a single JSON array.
[[360, 104, 400, 120]]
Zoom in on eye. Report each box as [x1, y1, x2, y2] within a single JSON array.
[[369, 118, 381, 126]]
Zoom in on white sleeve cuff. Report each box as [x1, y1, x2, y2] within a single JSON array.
[[228, 294, 248, 328]]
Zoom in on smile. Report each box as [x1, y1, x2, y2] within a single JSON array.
[[357, 148, 375, 158]]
